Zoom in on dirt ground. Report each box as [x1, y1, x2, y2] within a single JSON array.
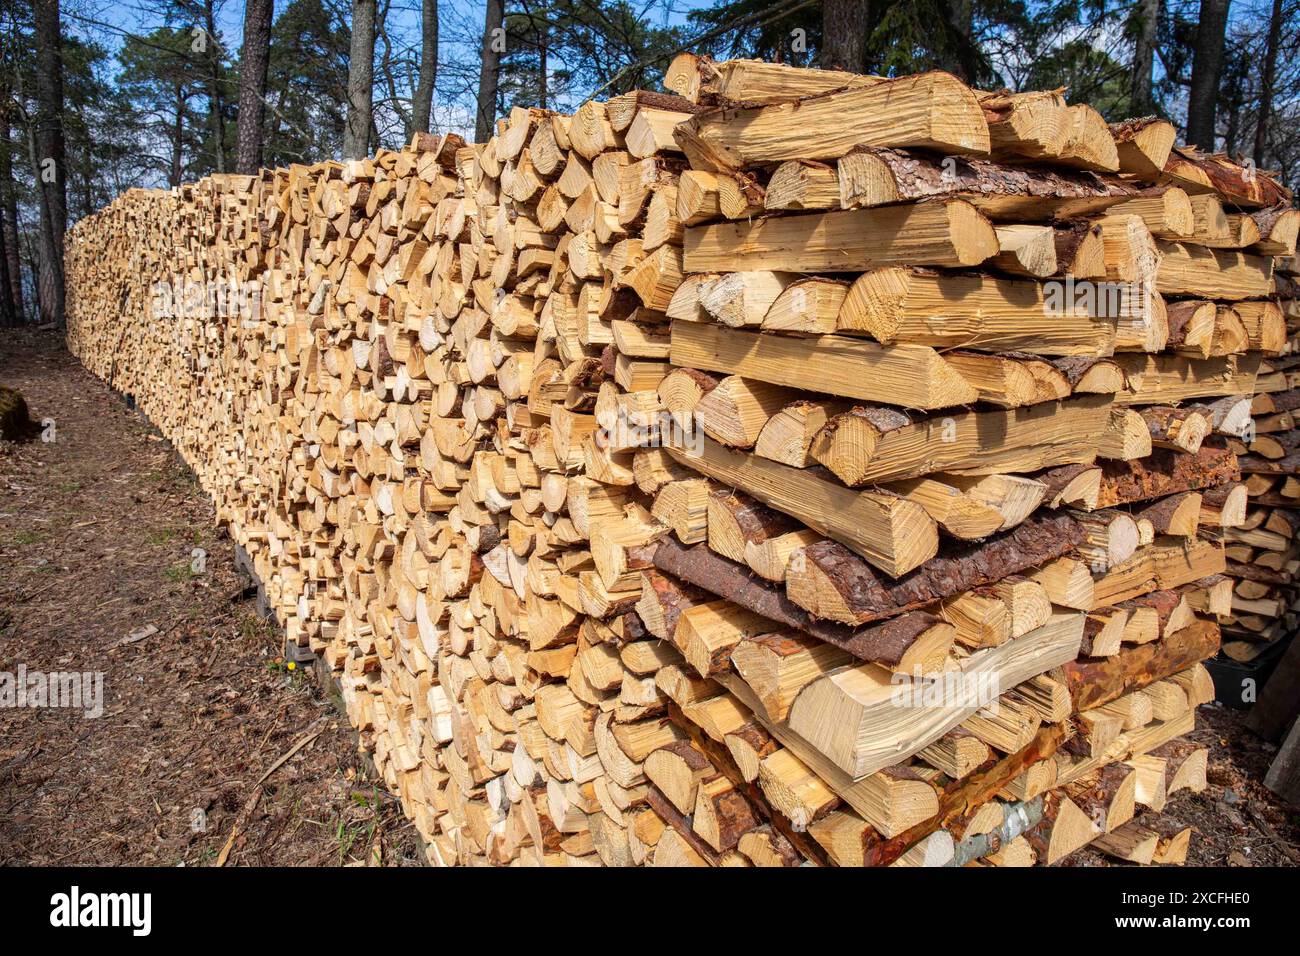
[[1068, 700, 1300, 867], [1, 329, 1297, 867], [0, 330, 422, 866]]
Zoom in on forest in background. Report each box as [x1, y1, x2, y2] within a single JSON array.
[[0, 0, 1296, 329]]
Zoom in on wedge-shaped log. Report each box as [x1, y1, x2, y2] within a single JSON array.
[[788, 612, 1084, 779], [993, 224, 1058, 277], [1155, 242, 1274, 300], [760, 278, 851, 334], [731, 630, 853, 722], [706, 487, 797, 564], [786, 513, 1084, 625], [806, 394, 1111, 486], [885, 476, 1008, 539], [764, 160, 841, 211], [1162, 145, 1291, 209], [1110, 118, 1176, 178], [836, 147, 1133, 213], [977, 88, 1068, 158], [1233, 300, 1287, 354], [839, 267, 1118, 356], [943, 473, 1048, 529], [675, 71, 990, 170], [683, 200, 998, 273], [673, 600, 777, 678], [1090, 538, 1226, 609], [663, 54, 858, 102], [1251, 204, 1299, 256], [694, 375, 797, 448], [1108, 187, 1194, 239], [1113, 353, 1261, 406], [670, 321, 978, 410], [665, 437, 937, 576], [978, 91, 1116, 171], [719, 673, 944, 837]]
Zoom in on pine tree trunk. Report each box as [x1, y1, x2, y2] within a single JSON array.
[[75, 134, 90, 221], [203, 0, 227, 173], [343, 0, 377, 159], [235, 0, 274, 173], [1222, 63, 1243, 157], [26, 122, 58, 327], [411, 0, 438, 134], [944, 0, 979, 82], [475, 0, 504, 143], [821, 0, 871, 73], [33, 0, 65, 327], [1252, 0, 1283, 168], [0, 212, 15, 327], [537, 26, 548, 111], [171, 86, 186, 187], [1185, 0, 1231, 150], [0, 115, 25, 321], [1131, 0, 1160, 115]]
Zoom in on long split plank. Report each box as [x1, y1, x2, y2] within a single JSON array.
[[784, 513, 1086, 625], [839, 267, 1119, 356], [665, 436, 938, 577], [676, 71, 991, 169], [788, 612, 1085, 779], [808, 394, 1113, 485], [683, 200, 999, 273], [670, 321, 978, 410]]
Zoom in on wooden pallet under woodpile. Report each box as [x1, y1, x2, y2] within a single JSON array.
[[63, 55, 1300, 865]]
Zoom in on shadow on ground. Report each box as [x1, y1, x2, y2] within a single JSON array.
[[1, 330, 423, 866]]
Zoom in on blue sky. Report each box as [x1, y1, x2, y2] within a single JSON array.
[[65, 0, 718, 57], [63, 0, 722, 138]]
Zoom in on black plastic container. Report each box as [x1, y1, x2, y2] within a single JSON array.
[[1204, 632, 1294, 709]]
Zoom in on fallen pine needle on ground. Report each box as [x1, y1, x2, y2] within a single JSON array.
[[0, 330, 423, 866]]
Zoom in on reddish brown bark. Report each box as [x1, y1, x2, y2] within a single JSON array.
[[854, 147, 1136, 202], [637, 568, 707, 640], [1052, 220, 1103, 273], [1166, 300, 1206, 347], [1038, 462, 1099, 505], [1166, 145, 1291, 208], [792, 512, 1084, 625], [1239, 451, 1300, 475], [650, 538, 950, 666], [620, 91, 705, 115], [1117, 589, 1183, 631], [1136, 492, 1198, 534], [1252, 203, 1293, 238], [1096, 447, 1239, 508], [1051, 355, 1115, 387], [708, 487, 798, 547], [1058, 619, 1221, 712]]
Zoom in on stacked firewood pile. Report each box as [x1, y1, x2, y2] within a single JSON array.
[[1221, 264, 1300, 672], [65, 56, 1300, 866]]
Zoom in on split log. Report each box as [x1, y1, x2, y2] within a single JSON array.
[[683, 201, 999, 273], [784, 513, 1085, 626], [675, 72, 990, 170], [671, 321, 979, 410], [1057, 619, 1221, 711], [666, 436, 939, 577], [836, 146, 1134, 216], [651, 537, 953, 671]]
